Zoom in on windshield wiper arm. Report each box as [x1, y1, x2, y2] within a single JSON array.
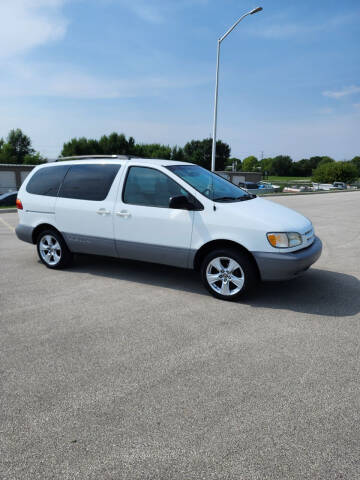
[[213, 196, 247, 202], [213, 196, 237, 201]]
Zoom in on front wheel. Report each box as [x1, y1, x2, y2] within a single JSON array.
[[36, 229, 72, 269], [201, 248, 258, 301]]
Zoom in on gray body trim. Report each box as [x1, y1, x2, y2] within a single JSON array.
[[16, 226, 195, 268], [115, 240, 194, 269], [63, 233, 117, 258], [253, 236, 323, 281], [15, 224, 34, 244], [63, 233, 194, 268]]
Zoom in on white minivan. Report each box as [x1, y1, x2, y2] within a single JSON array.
[[15, 156, 322, 301]]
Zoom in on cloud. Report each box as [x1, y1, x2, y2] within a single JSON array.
[[323, 86, 360, 99], [0, 0, 209, 101], [0, 0, 68, 59], [246, 12, 358, 39], [0, 61, 209, 99], [123, 1, 164, 23], [114, 0, 208, 24], [318, 108, 334, 115]]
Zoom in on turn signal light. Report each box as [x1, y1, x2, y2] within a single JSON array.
[[267, 232, 303, 248], [16, 198, 23, 210]]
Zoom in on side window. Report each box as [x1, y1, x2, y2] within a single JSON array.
[[123, 166, 189, 208], [26, 166, 69, 197], [58, 164, 120, 201]]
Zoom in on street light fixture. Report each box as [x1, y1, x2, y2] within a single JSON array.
[[211, 6, 263, 172]]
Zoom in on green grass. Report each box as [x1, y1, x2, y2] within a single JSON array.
[[0, 205, 16, 209], [267, 176, 312, 183]]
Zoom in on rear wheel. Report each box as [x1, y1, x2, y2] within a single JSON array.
[[36, 229, 72, 269], [201, 248, 257, 301]]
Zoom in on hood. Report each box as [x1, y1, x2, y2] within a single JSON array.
[[217, 197, 312, 233]]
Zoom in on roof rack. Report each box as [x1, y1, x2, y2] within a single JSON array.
[[56, 154, 137, 162]]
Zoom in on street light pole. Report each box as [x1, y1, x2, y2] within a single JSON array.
[[211, 7, 263, 172], [211, 39, 221, 173]]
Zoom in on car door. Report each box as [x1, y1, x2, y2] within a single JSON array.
[[113, 165, 194, 268], [55, 163, 123, 257]]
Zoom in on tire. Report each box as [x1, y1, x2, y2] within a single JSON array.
[[36, 229, 72, 269], [200, 248, 258, 301]]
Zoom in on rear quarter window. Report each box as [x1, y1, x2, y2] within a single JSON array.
[[58, 164, 120, 201], [26, 166, 69, 197]]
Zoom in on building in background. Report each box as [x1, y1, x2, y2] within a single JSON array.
[[0, 165, 35, 194], [216, 171, 262, 185]]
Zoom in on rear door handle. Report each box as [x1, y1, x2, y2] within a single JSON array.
[[96, 208, 111, 216], [116, 210, 131, 218]]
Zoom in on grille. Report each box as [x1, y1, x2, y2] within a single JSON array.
[[303, 228, 315, 245]]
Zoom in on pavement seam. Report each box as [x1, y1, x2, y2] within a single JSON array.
[[0, 216, 15, 233]]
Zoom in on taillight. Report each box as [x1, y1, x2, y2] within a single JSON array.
[[16, 198, 23, 210]]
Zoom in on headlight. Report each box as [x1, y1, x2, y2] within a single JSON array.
[[267, 232, 303, 248]]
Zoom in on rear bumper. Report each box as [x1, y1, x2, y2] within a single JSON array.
[[253, 237, 323, 281], [15, 224, 34, 244]]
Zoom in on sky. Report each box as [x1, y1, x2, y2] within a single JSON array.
[[0, 0, 359, 160]]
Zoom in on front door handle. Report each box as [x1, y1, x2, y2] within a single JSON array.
[[96, 208, 111, 216], [116, 210, 131, 218]]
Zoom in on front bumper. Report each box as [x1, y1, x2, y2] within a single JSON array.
[[253, 236, 323, 281]]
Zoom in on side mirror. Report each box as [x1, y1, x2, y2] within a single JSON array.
[[169, 195, 193, 210], [169, 195, 203, 211]]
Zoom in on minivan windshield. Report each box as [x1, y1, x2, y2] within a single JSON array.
[[166, 165, 253, 202]]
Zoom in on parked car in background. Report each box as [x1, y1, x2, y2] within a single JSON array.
[[333, 182, 347, 190], [312, 183, 333, 191], [258, 181, 280, 191], [0, 191, 17, 207], [238, 181, 259, 190], [15, 157, 322, 301]]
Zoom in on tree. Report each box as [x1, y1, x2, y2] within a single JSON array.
[[61, 137, 98, 157], [242, 156, 259, 172], [269, 155, 293, 176], [61, 133, 135, 157], [308, 156, 324, 170], [290, 159, 312, 177], [351, 156, 360, 176], [23, 152, 46, 165], [171, 146, 186, 162], [7, 128, 34, 162], [260, 157, 273, 174], [0, 143, 17, 163], [133, 143, 172, 159], [61, 133, 175, 160], [99, 133, 130, 155], [0, 129, 36, 164], [183, 138, 230, 171], [312, 161, 358, 183], [318, 156, 335, 166]]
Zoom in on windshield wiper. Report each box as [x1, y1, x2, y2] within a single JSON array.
[[239, 195, 254, 201], [213, 196, 238, 201], [213, 196, 250, 202]]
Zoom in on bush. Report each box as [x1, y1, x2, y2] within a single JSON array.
[[23, 153, 46, 165], [312, 161, 358, 184]]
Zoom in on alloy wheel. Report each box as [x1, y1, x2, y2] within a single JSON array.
[[39, 234, 62, 266], [206, 256, 245, 296]]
